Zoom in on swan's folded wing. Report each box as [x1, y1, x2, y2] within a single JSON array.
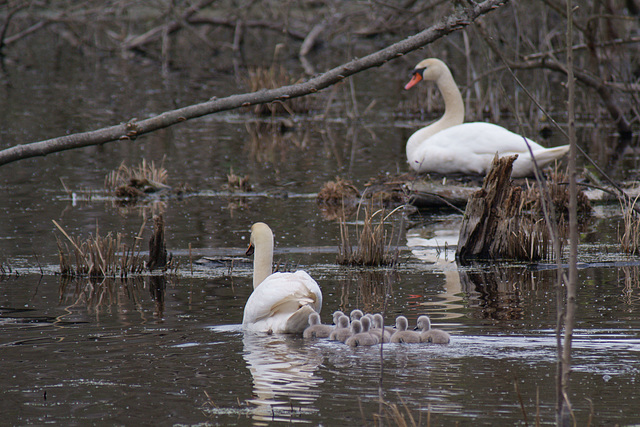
[[242, 271, 322, 329]]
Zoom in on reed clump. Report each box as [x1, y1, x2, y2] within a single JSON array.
[[317, 177, 361, 221], [317, 177, 360, 206], [337, 205, 398, 267], [225, 167, 252, 192], [245, 64, 313, 115], [618, 195, 640, 255], [521, 168, 592, 220], [54, 220, 145, 278], [372, 396, 421, 427], [105, 159, 170, 199]]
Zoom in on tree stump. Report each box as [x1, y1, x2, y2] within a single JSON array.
[[148, 215, 167, 271], [456, 155, 549, 264]]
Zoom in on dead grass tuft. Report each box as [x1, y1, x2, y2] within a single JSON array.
[[54, 220, 146, 278], [245, 64, 313, 115], [618, 195, 640, 255], [337, 205, 399, 267], [521, 168, 592, 220], [372, 395, 422, 427], [317, 177, 360, 206], [226, 167, 252, 192], [105, 159, 170, 198], [317, 177, 360, 221]]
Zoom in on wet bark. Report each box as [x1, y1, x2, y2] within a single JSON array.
[[456, 155, 547, 263], [0, 0, 508, 167], [148, 215, 167, 271], [559, 2, 578, 423]]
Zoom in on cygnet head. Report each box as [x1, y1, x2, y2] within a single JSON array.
[[333, 310, 345, 325], [372, 313, 384, 329], [395, 316, 409, 331], [350, 309, 363, 321], [337, 315, 350, 329], [360, 316, 371, 333], [308, 312, 321, 326], [350, 319, 362, 334], [416, 315, 432, 332]]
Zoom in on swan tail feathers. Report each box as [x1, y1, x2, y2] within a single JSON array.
[[532, 145, 570, 165]]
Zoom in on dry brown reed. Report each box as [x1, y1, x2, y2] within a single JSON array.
[[337, 205, 398, 267], [226, 167, 252, 192], [105, 158, 170, 198], [245, 64, 313, 115], [317, 177, 360, 220], [54, 220, 146, 278], [618, 195, 640, 255], [317, 177, 360, 206], [372, 395, 421, 427], [521, 167, 592, 221]]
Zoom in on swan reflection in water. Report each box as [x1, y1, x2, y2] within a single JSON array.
[[242, 332, 324, 423]]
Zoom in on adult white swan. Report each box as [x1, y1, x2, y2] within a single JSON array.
[[404, 58, 569, 178], [242, 222, 323, 334]]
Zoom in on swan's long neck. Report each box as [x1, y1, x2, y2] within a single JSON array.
[[253, 235, 273, 289], [406, 68, 465, 157]]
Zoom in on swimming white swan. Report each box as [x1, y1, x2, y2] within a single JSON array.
[[242, 222, 323, 334], [416, 315, 451, 344], [404, 58, 569, 178]]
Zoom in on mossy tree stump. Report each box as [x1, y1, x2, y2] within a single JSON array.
[[456, 155, 549, 264]]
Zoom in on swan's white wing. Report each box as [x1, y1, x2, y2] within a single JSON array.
[[409, 122, 568, 176], [427, 123, 544, 152], [243, 271, 323, 334]]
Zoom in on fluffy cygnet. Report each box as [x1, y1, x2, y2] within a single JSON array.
[[390, 316, 421, 344], [370, 313, 393, 343], [416, 315, 451, 344], [329, 315, 351, 342], [303, 312, 333, 339], [350, 309, 364, 322], [346, 317, 379, 347]]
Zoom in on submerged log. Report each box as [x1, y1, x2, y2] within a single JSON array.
[[407, 180, 478, 208], [456, 155, 550, 264]]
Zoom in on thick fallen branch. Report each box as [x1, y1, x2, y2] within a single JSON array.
[[0, 0, 507, 167]]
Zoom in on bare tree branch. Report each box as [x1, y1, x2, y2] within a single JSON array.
[[121, 0, 217, 51], [475, 21, 633, 136], [0, 0, 508, 168]]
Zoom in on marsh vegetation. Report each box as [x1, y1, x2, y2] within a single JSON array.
[[1, 1, 639, 425]]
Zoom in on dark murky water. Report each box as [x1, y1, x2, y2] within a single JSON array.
[[1, 29, 639, 426]]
